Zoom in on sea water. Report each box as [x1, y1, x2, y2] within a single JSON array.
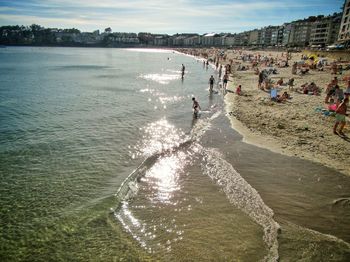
[[1, 47, 349, 261]]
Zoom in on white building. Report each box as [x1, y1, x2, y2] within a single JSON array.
[[222, 34, 236, 46], [183, 35, 201, 46], [201, 33, 216, 46], [153, 35, 168, 46]]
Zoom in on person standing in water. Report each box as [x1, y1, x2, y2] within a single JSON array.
[[223, 73, 229, 91], [219, 65, 222, 79], [181, 64, 185, 78], [192, 97, 201, 117], [209, 75, 215, 92]]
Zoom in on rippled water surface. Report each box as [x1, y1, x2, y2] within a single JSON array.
[[1, 47, 350, 261]]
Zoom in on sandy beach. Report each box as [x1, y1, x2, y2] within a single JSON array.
[[180, 48, 350, 176]]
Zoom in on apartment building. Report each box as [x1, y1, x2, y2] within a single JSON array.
[[222, 34, 236, 46], [248, 29, 260, 46], [338, 0, 350, 43], [288, 19, 314, 47], [281, 23, 292, 46], [183, 35, 201, 46], [259, 26, 279, 46], [310, 13, 342, 46], [270, 26, 284, 46]]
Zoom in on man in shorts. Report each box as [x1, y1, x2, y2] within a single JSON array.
[[333, 97, 349, 136], [209, 75, 215, 92]]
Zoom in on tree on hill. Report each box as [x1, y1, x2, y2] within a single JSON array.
[[30, 24, 43, 32], [62, 28, 80, 34]]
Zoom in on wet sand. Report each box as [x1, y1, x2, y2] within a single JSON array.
[[208, 113, 350, 260], [115, 111, 350, 261]]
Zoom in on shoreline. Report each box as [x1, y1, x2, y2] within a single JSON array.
[[225, 105, 288, 156], [225, 102, 349, 175], [179, 48, 350, 176], [225, 52, 350, 176]]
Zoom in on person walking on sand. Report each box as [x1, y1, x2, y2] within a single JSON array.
[[333, 97, 349, 136], [209, 75, 215, 92], [258, 71, 264, 89], [236, 85, 242, 95], [292, 62, 297, 75]]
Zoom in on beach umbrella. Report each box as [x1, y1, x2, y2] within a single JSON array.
[[308, 54, 318, 62]]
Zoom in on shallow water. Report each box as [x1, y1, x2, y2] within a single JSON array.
[[115, 110, 350, 261], [1, 47, 349, 261]]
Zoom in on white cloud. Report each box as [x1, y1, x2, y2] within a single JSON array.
[[0, 0, 343, 33], [0, 14, 89, 27]]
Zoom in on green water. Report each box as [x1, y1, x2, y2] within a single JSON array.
[[1, 47, 350, 261], [0, 47, 213, 261]]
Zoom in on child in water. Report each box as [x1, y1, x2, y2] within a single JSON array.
[[192, 97, 201, 117]]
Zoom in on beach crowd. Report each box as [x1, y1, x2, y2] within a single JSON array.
[[181, 47, 350, 176]]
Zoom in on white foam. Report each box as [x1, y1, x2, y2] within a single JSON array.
[[190, 110, 221, 141], [201, 147, 280, 261]]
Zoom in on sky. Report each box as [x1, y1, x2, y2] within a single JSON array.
[[0, 0, 345, 34]]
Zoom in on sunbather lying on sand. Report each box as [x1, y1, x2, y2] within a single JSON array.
[[276, 77, 283, 86], [280, 91, 290, 102], [299, 67, 309, 75], [275, 91, 291, 103], [298, 82, 320, 95]]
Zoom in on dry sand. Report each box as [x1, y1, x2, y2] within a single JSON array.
[[226, 50, 350, 176], [180, 48, 350, 176]]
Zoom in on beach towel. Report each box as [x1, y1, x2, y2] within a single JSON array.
[[270, 89, 278, 99]]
